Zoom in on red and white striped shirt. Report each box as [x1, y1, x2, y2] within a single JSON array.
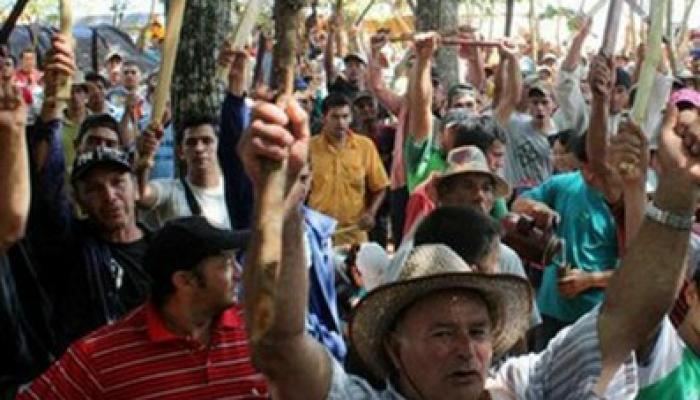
[[18, 302, 269, 399]]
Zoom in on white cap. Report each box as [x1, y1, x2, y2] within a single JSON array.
[[356, 242, 390, 291]]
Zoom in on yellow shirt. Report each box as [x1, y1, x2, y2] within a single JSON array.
[[309, 132, 390, 246]]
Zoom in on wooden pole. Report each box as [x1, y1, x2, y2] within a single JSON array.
[[56, 0, 74, 102], [529, 0, 538, 62], [676, 0, 696, 54], [0, 0, 31, 45], [249, 0, 306, 344], [630, 0, 666, 125], [139, 0, 185, 170], [666, 0, 679, 74], [600, 0, 625, 58]]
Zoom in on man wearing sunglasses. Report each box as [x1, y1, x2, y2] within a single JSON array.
[[17, 217, 268, 399]]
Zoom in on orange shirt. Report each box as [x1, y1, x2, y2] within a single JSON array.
[[309, 131, 390, 245]]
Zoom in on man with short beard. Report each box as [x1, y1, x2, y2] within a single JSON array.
[[27, 36, 152, 351]]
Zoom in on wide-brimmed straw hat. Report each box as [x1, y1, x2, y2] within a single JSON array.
[[350, 244, 532, 380], [436, 146, 511, 198]]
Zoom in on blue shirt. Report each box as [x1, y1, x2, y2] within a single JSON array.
[[522, 171, 619, 323]]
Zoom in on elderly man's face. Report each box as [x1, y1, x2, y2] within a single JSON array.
[[386, 290, 493, 400]]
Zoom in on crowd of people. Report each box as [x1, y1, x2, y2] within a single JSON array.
[[1, 7, 700, 400]]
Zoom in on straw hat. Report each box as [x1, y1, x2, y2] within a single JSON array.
[[436, 146, 511, 198], [350, 244, 532, 380]]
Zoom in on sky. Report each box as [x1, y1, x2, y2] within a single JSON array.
[[21, 0, 700, 52]]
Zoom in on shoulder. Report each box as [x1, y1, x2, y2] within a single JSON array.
[[327, 353, 386, 399], [352, 133, 379, 150], [75, 305, 148, 357]]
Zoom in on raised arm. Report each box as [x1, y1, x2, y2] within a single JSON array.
[[134, 124, 162, 209], [27, 34, 76, 239], [0, 83, 29, 253], [407, 32, 438, 144], [240, 100, 332, 400], [554, 17, 591, 133], [561, 17, 591, 73], [219, 45, 254, 229], [459, 28, 486, 91], [596, 105, 700, 393], [608, 121, 649, 246], [494, 41, 522, 126], [368, 32, 402, 116], [324, 13, 342, 85], [587, 54, 623, 204]]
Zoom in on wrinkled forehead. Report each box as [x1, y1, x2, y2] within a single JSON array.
[[394, 288, 492, 331]]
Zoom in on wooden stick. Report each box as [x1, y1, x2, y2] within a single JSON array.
[[216, 0, 263, 83], [389, 34, 499, 48], [141, 0, 185, 169], [354, 0, 378, 26], [249, 0, 306, 345], [151, 0, 185, 127], [630, 0, 666, 125], [56, 0, 73, 102], [600, 0, 625, 58]]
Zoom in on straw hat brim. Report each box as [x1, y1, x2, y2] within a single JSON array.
[[437, 168, 512, 199], [350, 271, 532, 380]]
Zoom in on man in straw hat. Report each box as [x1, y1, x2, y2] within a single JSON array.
[[240, 92, 700, 398]]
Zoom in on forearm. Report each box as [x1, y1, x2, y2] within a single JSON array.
[[368, 57, 402, 116], [466, 55, 486, 91], [248, 208, 332, 398], [623, 183, 647, 247], [495, 57, 521, 125], [408, 58, 433, 142], [587, 96, 611, 176], [325, 30, 337, 82], [597, 178, 696, 390], [135, 168, 156, 209], [0, 123, 29, 252], [562, 35, 585, 72]]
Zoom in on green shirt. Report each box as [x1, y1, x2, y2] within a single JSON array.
[[636, 319, 700, 400], [522, 171, 619, 323], [405, 116, 446, 193]]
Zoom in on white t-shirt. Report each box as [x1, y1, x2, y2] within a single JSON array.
[[146, 177, 231, 230]]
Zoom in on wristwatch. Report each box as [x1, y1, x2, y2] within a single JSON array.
[[645, 202, 694, 230]]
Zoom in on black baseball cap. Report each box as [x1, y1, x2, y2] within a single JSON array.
[[71, 147, 132, 184], [145, 216, 250, 282]]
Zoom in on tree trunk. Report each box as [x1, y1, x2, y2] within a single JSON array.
[[171, 0, 232, 132], [416, 0, 459, 89]]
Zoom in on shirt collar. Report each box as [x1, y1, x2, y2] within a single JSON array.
[[145, 302, 243, 343], [321, 130, 357, 150]]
